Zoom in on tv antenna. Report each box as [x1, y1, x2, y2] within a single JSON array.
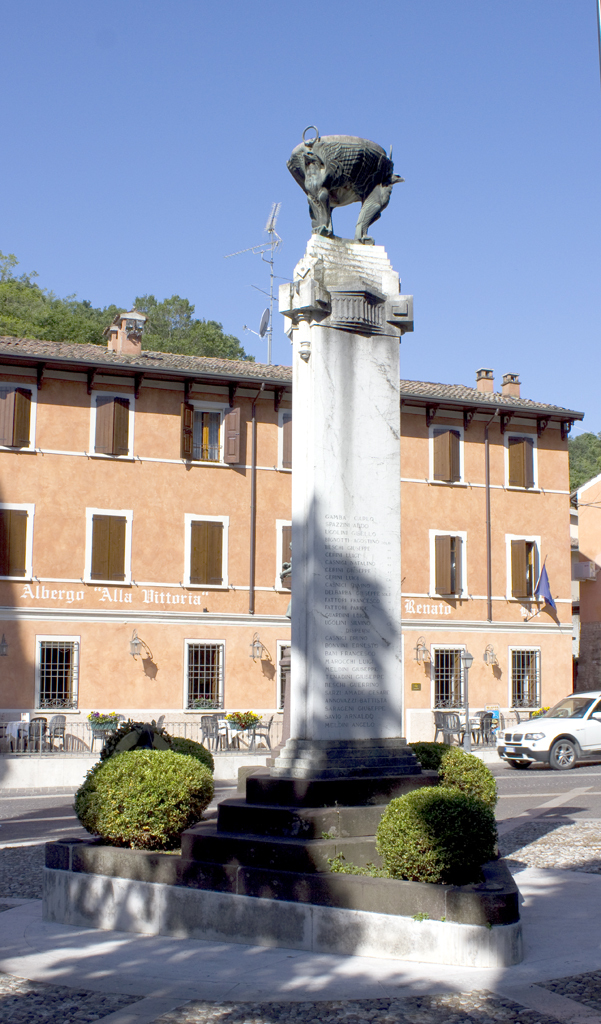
[[225, 203, 282, 364]]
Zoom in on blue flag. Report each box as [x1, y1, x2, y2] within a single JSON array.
[[535, 563, 556, 611]]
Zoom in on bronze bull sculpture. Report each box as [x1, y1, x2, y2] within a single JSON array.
[[287, 127, 403, 244]]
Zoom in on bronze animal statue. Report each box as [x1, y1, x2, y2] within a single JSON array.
[[287, 127, 403, 244]]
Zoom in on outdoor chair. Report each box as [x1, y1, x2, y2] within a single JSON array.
[[200, 715, 219, 750], [251, 715, 273, 751], [476, 711, 494, 745], [28, 717, 48, 752], [434, 711, 464, 746], [48, 715, 66, 750]]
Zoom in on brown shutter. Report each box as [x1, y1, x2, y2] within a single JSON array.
[[12, 389, 31, 447], [511, 539, 528, 597], [206, 521, 223, 584], [107, 516, 127, 581], [433, 430, 450, 481], [508, 438, 525, 487], [281, 525, 292, 590], [91, 515, 110, 579], [449, 430, 460, 482], [435, 534, 452, 594], [181, 403, 194, 459], [0, 389, 16, 446], [451, 536, 462, 594], [523, 439, 534, 488], [112, 398, 130, 456], [223, 406, 240, 464], [190, 520, 208, 584], [95, 396, 114, 454], [282, 412, 292, 469], [0, 509, 27, 576]]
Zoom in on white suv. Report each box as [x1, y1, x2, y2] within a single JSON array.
[[497, 691, 601, 770]]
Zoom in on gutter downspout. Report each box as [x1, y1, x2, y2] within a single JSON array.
[[485, 409, 499, 622], [249, 384, 265, 615]]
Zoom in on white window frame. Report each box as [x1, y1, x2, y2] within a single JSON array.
[[183, 638, 225, 711], [84, 507, 133, 585], [0, 502, 35, 580], [187, 399, 230, 466], [278, 407, 292, 471], [428, 423, 464, 484], [35, 634, 80, 710], [504, 430, 539, 490], [0, 381, 37, 450], [505, 534, 541, 601], [429, 529, 468, 598], [184, 513, 229, 589], [88, 390, 135, 459], [275, 519, 292, 591], [508, 645, 541, 710], [430, 643, 467, 710], [276, 638, 290, 710]]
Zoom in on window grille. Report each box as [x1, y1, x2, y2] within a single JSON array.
[[433, 648, 464, 709], [38, 641, 78, 709], [511, 650, 540, 709], [193, 411, 221, 462], [186, 643, 223, 709]]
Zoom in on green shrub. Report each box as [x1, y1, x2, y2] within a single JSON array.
[[439, 747, 497, 808], [376, 786, 497, 885], [99, 719, 170, 761], [409, 741, 452, 772], [169, 736, 214, 773], [74, 749, 214, 850]]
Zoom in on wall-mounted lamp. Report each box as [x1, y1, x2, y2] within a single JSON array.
[[0, 635, 8, 657], [414, 637, 430, 663], [129, 629, 152, 660], [483, 644, 498, 666], [250, 632, 272, 662]]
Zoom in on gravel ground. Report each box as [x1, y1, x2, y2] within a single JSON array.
[[0, 845, 44, 899], [153, 992, 561, 1024], [498, 818, 601, 873], [541, 969, 601, 1012], [0, 971, 139, 1022]]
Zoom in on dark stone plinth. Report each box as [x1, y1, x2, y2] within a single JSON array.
[[217, 798, 384, 839], [270, 738, 422, 779], [246, 768, 437, 807]]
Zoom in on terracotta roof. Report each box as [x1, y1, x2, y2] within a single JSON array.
[[400, 379, 583, 419]]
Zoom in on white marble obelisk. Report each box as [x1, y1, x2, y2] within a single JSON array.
[[275, 236, 414, 778]]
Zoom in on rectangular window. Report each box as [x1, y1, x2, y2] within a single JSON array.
[[37, 638, 79, 710], [276, 520, 292, 590], [180, 403, 239, 464], [194, 410, 221, 461], [433, 648, 464, 709], [511, 649, 540, 709], [511, 539, 537, 598], [85, 508, 132, 584], [185, 514, 228, 587], [277, 641, 290, 711], [432, 428, 461, 482], [93, 391, 132, 456], [507, 435, 535, 488], [185, 642, 224, 709], [0, 503, 34, 579], [0, 385, 33, 448], [435, 534, 462, 595], [281, 410, 292, 469]]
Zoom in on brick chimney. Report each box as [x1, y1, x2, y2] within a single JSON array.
[[502, 373, 521, 398], [476, 368, 494, 393], [104, 309, 147, 356]]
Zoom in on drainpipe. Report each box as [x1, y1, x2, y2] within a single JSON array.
[[249, 384, 265, 615], [485, 409, 499, 622]]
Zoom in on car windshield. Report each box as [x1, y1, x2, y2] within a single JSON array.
[[542, 697, 595, 720]]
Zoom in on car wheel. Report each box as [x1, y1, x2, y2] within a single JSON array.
[[507, 759, 532, 769], [549, 739, 577, 770]]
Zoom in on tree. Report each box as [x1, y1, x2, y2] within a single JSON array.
[[133, 294, 253, 360], [569, 432, 601, 492]]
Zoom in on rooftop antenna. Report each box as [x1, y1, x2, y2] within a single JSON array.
[[225, 203, 282, 365]]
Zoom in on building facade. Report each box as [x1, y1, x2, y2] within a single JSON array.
[[573, 472, 601, 691]]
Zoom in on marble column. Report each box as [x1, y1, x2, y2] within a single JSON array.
[[275, 236, 414, 779]]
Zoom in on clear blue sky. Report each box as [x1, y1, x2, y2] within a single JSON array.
[[1, 1, 600, 432]]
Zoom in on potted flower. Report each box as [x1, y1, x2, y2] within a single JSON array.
[[88, 711, 120, 731], [225, 711, 261, 732]]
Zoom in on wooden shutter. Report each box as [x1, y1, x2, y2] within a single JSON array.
[[0, 509, 27, 576], [12, 389, 31, 447], [449, 430, 460, 482], [511, 539, 528, 597], [435, 534, 452, 594], [523, 439, 534, 488], [451, 536, 462, 594], [508, 437, 534, 488], [223, 407, 240, 464], [107, 516, 127, 581], [281, 525, 292, 590], [190, 520, 223, 584], [112, 398, 130, 456], [91, 515, 110, 579], [433, 429, 460, 482], [282, 412, 292, 469], [181, 403, 194, 459], [95, 396, 114, 454], [0, 389, 15, 446]]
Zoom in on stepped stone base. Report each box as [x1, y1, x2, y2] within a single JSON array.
[[269, 738, 421, 779]]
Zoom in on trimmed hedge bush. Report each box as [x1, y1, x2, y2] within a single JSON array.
[[376, 785, 497, 885], [99, 720, 170, 761], [74, 749, 214, 850], [169, 736, 214, 773], [408, 741, 452, 772], [439, 747, 497, 808]]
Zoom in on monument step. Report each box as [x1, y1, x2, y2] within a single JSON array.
[[246, 769, 438, 807], [181, 821, 380, 873], [216, 798, 384, 839]]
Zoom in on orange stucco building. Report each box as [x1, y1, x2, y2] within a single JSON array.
[[573, 472, 601, 691], [0, 322, 583, 740]]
